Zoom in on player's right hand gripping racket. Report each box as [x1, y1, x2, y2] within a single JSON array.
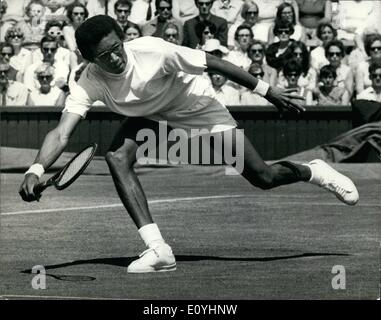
[[33, 143, 98, 195]]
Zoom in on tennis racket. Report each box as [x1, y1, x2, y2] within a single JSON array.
[[33, 143, 98, 195]]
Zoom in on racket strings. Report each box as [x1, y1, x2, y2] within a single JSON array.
[[57, 147, 94, 186]]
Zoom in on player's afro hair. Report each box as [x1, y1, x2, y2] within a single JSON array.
[[75, 15, 125, 62]]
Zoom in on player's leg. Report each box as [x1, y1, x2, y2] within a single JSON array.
[[211, 128, 359, 205], [105, 117, 176, 273]]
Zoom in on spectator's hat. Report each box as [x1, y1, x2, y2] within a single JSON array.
[[35, 63, 55, 77], [202, 39, 228, 54]]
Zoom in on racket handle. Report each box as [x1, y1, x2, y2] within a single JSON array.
[[33, 181, 49, 195]]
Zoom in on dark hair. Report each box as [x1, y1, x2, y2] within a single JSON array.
[[75, 15, 125, 61], [273, 20, 294, 37], [318, 64, 337, 81], [234, 24, 254, 41], [0, 42, 14, 56], [40, 35, 58, 49], [324, 39, 345, 58], [195, 20, 217, 40], [283, 58, 302, 76], [289, 41, 310, 75], [249, 40, 266, 51], [316, 22, 337, 40], [275, 2, 296, 25], [364, 33, 381, 57], [66, 1, 89, 23], [369, 60, 381, 74], [44, 20, 63, 34], [123, 21, 142, 37], [114, 0, 133, 12], [248, 63, 264, 75], [194, 0, 214, 5]]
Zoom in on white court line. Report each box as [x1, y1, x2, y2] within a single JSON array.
[[0, 195, 247, 216], [2, 194, 379, 217]]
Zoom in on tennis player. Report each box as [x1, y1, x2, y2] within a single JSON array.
[[19, 15, 359, 273]]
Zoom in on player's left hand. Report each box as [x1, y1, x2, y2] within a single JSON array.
[[265, 87, 306, 115]]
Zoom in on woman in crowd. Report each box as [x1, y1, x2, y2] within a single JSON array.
[[355, 34, 381, 96], [268, 2, 306, 44], [226, 24, 254, 71], [194, 20, 218, 49], [124, 22, 143, 42], [162, 22, 181, 45], [310, 22, 337, 71], [4, 27, 33, 81], [63, 2, 88, 53]]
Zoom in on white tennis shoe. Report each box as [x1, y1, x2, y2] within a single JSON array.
[[127, 243, 176, 273], [307, 159, 359, 205]]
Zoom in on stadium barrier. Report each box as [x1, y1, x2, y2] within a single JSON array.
[[0, 106, 353, 160]]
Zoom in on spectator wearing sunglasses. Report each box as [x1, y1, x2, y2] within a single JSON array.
[[0, 43, 19, 81], [355, 34, 381, 95], [312, 64, 349, 106], [0, 58, 29, 106], [113, 0, 134, 31], [16, 0, 48, 52], [210, 0, 243, 28], [63, 2, 89, 53], [4, 27, 33, 81], [268, 2, 306, 45], [194, 20, 218, 49], [24, 35, 70, 91], [162, 22, 181, 45], [141, 0, 183, 44], [240, 63, 271, 106], [323, 39, 354, 96], [27, 62, 66, 106], [356, 61, 381, 103], [310, 22, 337, 71], [183, 0, 228, 49], [265, 20, 295, 71]]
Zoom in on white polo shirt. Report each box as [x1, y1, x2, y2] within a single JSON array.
[[64, 37, 237, 132]]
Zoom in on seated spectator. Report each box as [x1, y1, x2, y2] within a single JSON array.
[[310, 22, 337, 71], [114, 0, 134, 31], [355, 34, 381, 95], [129, 0, 156, 25], [294, 0, 332, 42], [4, 27, 33, 81], [211, 0, 243, 28], [63, 2, 89, 53], [226, 24, 253, 71], [124, 22, 143, 41], [228, 1, 262, 49], [183, 0, 228, 48], [0, 58, 29, 106], [268, 2, 306, 44], [16, 0, 48, 52], [335, 0, 377, 44], [265, 20, 295, 71], [141, 0, 183, 44], [280, 58, 313, 104], [44, 0, 67, 21], [24, 35, 70, 92], [162, 22, 181, 45], [0, 1, 16, 43], [247, 40, 277, 85], [194, 20, 218, 49], [171, 0, 198, 24], [0, 42, 20, 81], [323, 39, 354, 96], [313, 64, 350, 106], [277, 41, 317, 92], [27, 63, 66, 106], [357, 61, 381, 103], [208, 71, 240, 105], [253, 0, 298, 43], [201, 38, 228, 85], [240, 63, 271, 106], [32, 20, 78, 70]]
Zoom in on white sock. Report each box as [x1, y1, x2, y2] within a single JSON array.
[[138, 223, 165, 248]]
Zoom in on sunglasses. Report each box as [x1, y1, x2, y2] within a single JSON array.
[[252, 72, 264, 77], [285, 72, 300, 77], [246, 11, 258, 15], [370, 46, 381, 52], [37, 75, 53, 80], [203, 30, 212, 35], [42, 47, 58, 53], [250, 49, 263, 54], [10, 34, 23, 39], [159, 7, 172, 11], [278, 29, 291, 35], [0, 52, 13, 57], [370, 73, 381, 79], [165, 33, 177, 38], [116, 9, 130, 13], [328, 51, 342, 57], [95, 42, 123, 60]]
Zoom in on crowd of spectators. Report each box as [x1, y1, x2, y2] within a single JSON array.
[[1, 0, 381, 107]]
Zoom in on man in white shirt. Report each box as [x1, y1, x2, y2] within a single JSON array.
[[19, 15, 359, 274], [209, 71, 240, 105], [357, 61, 381, 103], [210, 0, 243, 28]]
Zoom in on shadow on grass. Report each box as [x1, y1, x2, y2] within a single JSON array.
[[21, 252, 350, 278]]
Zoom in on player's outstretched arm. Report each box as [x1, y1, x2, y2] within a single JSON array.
[[205, 53, 306, 114], [19, 112, 82, 202]]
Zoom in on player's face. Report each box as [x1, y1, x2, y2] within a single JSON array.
[[94, 30, 127, 74], [115, 4, 131, 23]]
